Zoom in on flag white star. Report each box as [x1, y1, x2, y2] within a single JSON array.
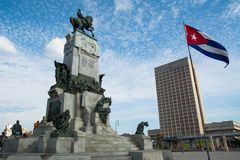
[[191, 34, 197, 41]]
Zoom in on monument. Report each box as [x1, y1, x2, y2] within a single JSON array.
[[0, 9, 172, 160]]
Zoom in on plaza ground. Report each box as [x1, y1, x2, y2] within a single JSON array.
[[173, 151, 240, 160]]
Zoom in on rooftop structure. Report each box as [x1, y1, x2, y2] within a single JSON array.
[[206, 121, 240, 135]]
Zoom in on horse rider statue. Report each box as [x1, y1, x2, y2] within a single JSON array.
[[70, 9, 94, 37]]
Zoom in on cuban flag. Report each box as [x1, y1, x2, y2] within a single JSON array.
[[185, 24, 229, 67]]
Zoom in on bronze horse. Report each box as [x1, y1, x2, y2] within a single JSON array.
[[70, 9, 94, 37]]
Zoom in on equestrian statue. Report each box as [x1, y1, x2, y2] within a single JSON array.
[[70, 9, 94, 37]]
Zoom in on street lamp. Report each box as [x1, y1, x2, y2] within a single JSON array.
[[115, 120, 119, 133]]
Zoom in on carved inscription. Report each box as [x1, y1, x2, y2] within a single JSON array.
[[80, 55, 96, 70], [80, 38, 96, 55], [81, 56, 88, 67], [88, 59, 94, 69]]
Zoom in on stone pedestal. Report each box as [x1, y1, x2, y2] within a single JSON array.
[[47, 137, 74, 153], [46, 87, 115, 135], [2, 137, 38, 153], [46, 136, 86, 154], [72, 133, 86, 153], [129, 135, 153, 150], [46, 88, 76, 124], [92, 113, 114, 135], [37, 135, 50, 153], [63, 30, 100, 81], [81, 91, 102, 134]]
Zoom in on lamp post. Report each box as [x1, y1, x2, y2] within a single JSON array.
[[115, 120, 119, 133]]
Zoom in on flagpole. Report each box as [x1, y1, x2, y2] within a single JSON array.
[[183, 22, 211, 160]]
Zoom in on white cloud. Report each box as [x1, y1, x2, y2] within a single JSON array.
[[114, 0, 133, 12], [100, 48, 178, 104], [222, 1, 240, 18], [171, 5, 180, 18], [44, 37, 65, 62], [192, 0, 208, 5], [0, 37, 57, 131], [0, 36, 17, 54], [111, 105, 157, 121], [148, 12, 165, 29], [135, 8, 144, 26]]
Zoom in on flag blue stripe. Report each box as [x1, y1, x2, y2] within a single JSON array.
[[207, 39, 227, 51], [190, 44, 229, 64]]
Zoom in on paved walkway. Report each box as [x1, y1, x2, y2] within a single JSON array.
[[173, 151, 240, 160]]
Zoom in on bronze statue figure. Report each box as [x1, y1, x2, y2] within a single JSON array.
[[99, 74, 105, 87], [12, 120, 22, 137], [53, 109, 70, 134], [54, 61, 61, 84], [95, 96, 112, 124], [135, 121, 149, 135], [70, 9, 94, 37], [54, 61, 69, 87]]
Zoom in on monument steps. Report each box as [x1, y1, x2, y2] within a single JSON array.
[[0, 154, 131, 160], [24, 139, 38, 152], [87, 151, 129, 156], [91, 155, 131, 160], [85, 135, 139, 153]]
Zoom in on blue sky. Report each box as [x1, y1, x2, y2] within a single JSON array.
[[0, 0, 239, 134]]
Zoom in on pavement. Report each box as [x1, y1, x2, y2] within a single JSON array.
[[173, 151, 240, 160]]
